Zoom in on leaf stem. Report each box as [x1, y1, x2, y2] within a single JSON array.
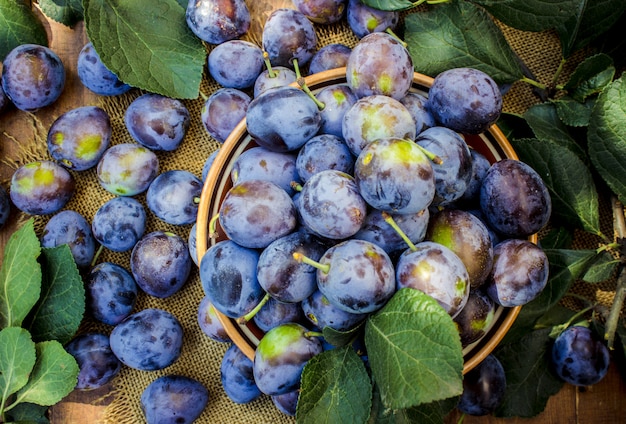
[[549, 304, 596, 338], [605, 265, 626, 349], [551, 57, 567, 89], [520, 76, 548, 91]]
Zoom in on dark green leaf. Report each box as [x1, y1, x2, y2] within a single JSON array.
[[83, 0, 206, 99], [25, 245, 84, 345], [297, 346, 372, 424], [322, 323, 364, 347], [174, 0, 186, 9], [5, 402, 49, 424], [588, 75, 626, 203], [0, 0, 48, 60], [557, 0, 626, 58], [494, 328, 564, 418], [404, 1, 524, 84], [511, 138, 602, 236], [0, 327, 37, 402], [581, 250, 618, 283], [0, 219, 42, 329], [614, 319, 626, 382], [14, 340, 79, 406], [370, 384, 458, 424], [522, 103, 586, 159], [502, 248, 592, 342], [365, 288, 463, 409], [552, 96, 595, 127], [539, 227, 574, 250], [38, 0, 84, 27], [564, 53, 615, 101], [534, 304, 577, 330], [361, 0, 417, 11], [472, 0, 579, 32]]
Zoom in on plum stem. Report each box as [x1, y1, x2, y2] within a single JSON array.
[[208, 213, 220, 238], [382, 211, 418, 252], [263, 51, 277, 78], [293, 252, 330, 274], [384, 28, 407, 48], [413, 141, 443, 165], [90, 244, 104, 267], [520, 76, 548, 91], [304, 331, 324, 339], [548, 304, 596, 338], [237, 293, 271, 325], [292, 58, 326, 110]]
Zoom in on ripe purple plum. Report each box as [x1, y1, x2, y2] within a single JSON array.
[[253, 297, 304, 332], [293, 0, 346, 24], [41, 209, 96, 268], [146, 170, 202, 226], [453, 288, 496, 347], [346, 32, 412, 100], [91, 196, 146, 252], [208, 40, 264, 89], [302, 289, 366, 332], [77, 42, 131, 96], [457, 354, 506, 416], [1, 44, 65, 111], [399, 91, 436, 135], [47, 106, 111, 171], [124, 93, 190, 152], [130, 231, 192, 299], [141, 375, 209, 423], [220, 344, 262, 404], [110, 308, 184, 371], [201, 88, 251, 143], [231, 146, 300, 195], [185, 0, 251, 44], [10, 160, 75, 215], [316, 83, 358, 138], [551, 325, 610, 386], [308, 43, 352, 73], [262, 8, 317, 67], [85, 262, 138, 326], [346, 0, 399, 39], [295, 134, 354, 182], [197, 295, 231, 343], [65, 333, 121, 391]]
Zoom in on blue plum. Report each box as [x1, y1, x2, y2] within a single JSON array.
[[201, 88, 250, 143], [262, 8, 317, 68], [197, 295, 231, 343], [185, 0, 250, 44], [77, 42, 131, 96], [207, 40, 264, 89], [41, 209, 96, 268], [10, 160, 75, 215], [0, 186, 10, 229], [1, 44, 65, 111], [302, 289, 366, 332], [293, 0, 346, 24], [453, 288, 496, 348], [316, 83, 358, 138], [91, 196, 146, 252], [253, 297, 304, 332], [130, 231, 192, 299], [551, 325, 610, 386], [124, 93, 190, 152], [47, 106, 111, 171], [146, 170, 202, 225], [141, 375, 209, 424], [457, 354, 506, 416], [86, 262, 138, 326], [272, 390, 299, 416], [65, 333, 121, 391], [346, 0, 399, 39], [296, 134, 354, 182], [220, 344, 262, 404], [110, 308, 184, 371], [231, 146, 300, 195], [253, 65, 297, 98], [308, 43, 352, 74], [399, 91, 435, 135]]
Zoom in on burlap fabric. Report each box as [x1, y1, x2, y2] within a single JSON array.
[[7, 3, 618, 423]]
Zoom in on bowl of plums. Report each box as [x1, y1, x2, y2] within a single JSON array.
[[197, 30, 550, 412]]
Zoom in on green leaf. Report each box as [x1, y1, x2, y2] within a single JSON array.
[[322, 323, 364, 347], [552, 96, 595, 127], [364, 288, 463, 409], [588, 75, 626, 203], [360, 0, 417, 11], [496, 112, 534, 141], [83, 0, 206, 99], [556, 0, 626, 58], [404, 1, 524, 84], [370, 385, 458, 424], [564, 53, 615, 102], [539, 227, 574, 250], [0, 219, 42, 329], [472, 0, 580, 32], [522, 103, 586, 159], [297, 346, 372, 424], [494, 328, 564, 418], [511, 138, 602, 236], [25, 245, 84, 345], [581, 250, 618, 283], [0, 327, 37, 403], [13, 341, 79, 407], [0, 0, 48, 60], [4, 402, 49, 424], [38, 0, 84, 27]]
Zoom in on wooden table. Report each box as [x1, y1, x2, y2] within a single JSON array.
[[1, 14, 625, 424]]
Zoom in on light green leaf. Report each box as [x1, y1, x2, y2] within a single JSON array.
[[588, 75, 626, 203], [494, 328, 564, 417], [473, 0, 579, 32], [297, 347, 372, 424], [404, 1, 524, 84], [0, 0, 48, 59], [83, 0, 206, 99], [564, 53, 615, 102], [582, 250, 618, 283], [0, 219, 42, 329], [523, 103, 586, 160], [365, 288, 463, 409], [0, 327, 37, 403], [38, 0, 84, 27], [512, 138, 601, 236], [13, 341, 79, 407], [360, 0, 418, 11], [25, 245, 85, 345], [322, 323, 364, 347]]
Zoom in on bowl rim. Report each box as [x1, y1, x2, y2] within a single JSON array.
[[196, 67, 532, 375]]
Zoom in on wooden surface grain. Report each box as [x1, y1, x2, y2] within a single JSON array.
[[1, 14, 625, 424]]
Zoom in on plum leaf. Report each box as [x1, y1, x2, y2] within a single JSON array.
[[83, 0, 205, 99], [472, 0, 580, 32], [298, 346, 371, 424], [364, 288, 463, 409], [0, 327, 37, 401], [0, 0, 48, 59], [38, 0, 84, 28], [0, 219, 41, 329]]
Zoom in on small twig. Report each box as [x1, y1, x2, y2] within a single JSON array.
[[605, 196, 626, 349]]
